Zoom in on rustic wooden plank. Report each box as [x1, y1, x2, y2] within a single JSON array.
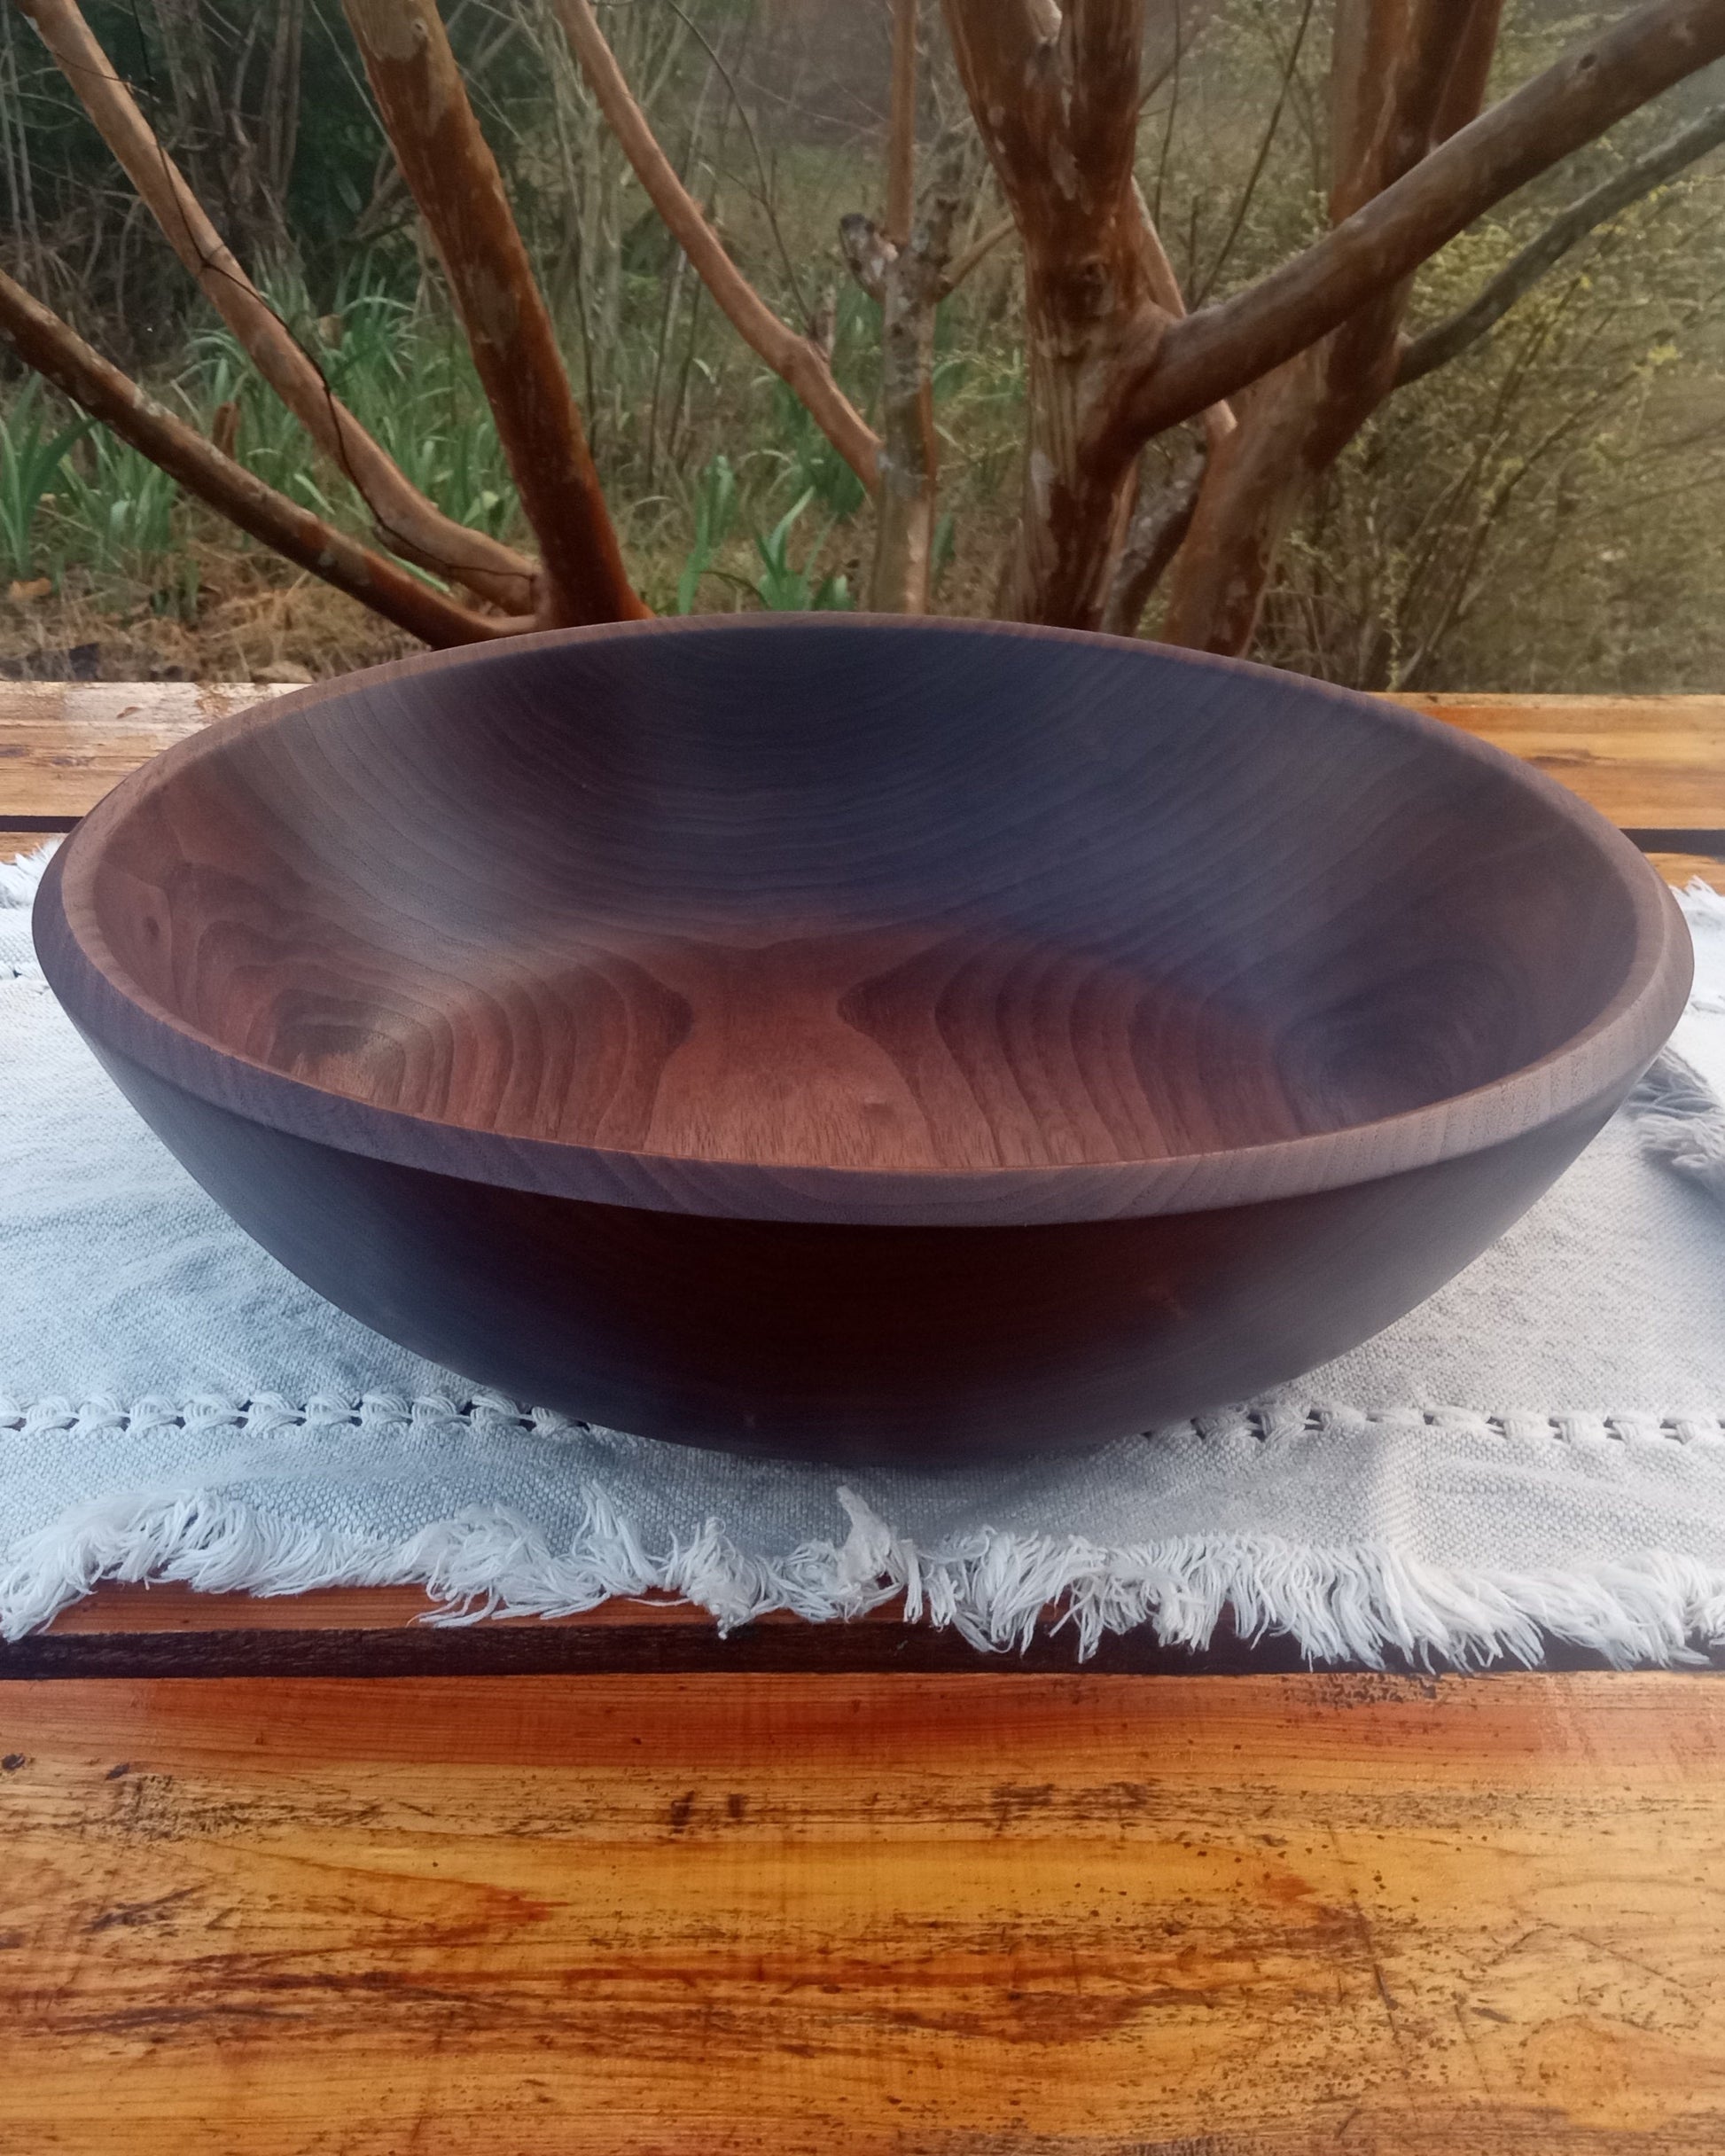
[[0, 681, 286, 818], [1, 825, 58, 863], [1650, 850, 1725, 891], [2, 1670, 1722, 2153], [3, 683, 1725, 835], [1392, 692, 1725, 832], [14, 1580, 1718, 1682]]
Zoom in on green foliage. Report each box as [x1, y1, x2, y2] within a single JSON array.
[[750, 490, 851, 612], [0, 381, 91, 582], [62, 429, 186, 598], [675, 454, 739, 614], [176, 270, 519, 544]]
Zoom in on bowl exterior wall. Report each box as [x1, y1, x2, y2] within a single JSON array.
[[89, 1038, 1620, 1464]]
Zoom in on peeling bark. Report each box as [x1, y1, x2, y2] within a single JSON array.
[[344, 0, 644, 628], [1098, 438, 1206, 637], [943, 0, 1175, 629]]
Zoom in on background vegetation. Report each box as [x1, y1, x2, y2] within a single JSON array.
[[3, 0, 1724, 687]]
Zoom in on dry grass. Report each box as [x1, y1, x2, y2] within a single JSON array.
[[2, 530, 433, 684]]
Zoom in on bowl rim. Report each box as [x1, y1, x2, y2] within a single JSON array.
[[34, 614, 1694, 1228]]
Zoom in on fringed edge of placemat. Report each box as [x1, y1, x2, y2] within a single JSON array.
[[5, 1398, 1725, 1664]]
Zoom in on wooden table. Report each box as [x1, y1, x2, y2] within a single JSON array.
[[3, 683, 1723, 2152]]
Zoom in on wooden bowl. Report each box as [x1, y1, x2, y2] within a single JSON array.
[[35, 619, 1690, 1464]]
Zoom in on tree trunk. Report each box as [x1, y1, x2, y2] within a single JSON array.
[[1162, 0, 1503, 654], [943, 0, 1175, 629], [843, 163, 961, 612]]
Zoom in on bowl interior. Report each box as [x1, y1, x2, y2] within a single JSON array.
[[83, 621, 1642, 1174]]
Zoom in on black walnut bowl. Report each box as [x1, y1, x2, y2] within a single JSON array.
[[34, 617, 1691, 1464]]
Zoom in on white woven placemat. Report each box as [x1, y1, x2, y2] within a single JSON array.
[[4, 842, 1723, 1663]]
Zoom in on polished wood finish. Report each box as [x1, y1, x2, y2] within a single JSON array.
[[30, 621, 1690, 1459], [4, 1669, 1725, 2152]]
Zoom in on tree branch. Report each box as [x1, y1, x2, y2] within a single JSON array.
[[1158, 0, 1504, 656], [16, 0, 539, 613], [1098, 438, 1207, 636], [550, 0, 881, 493], [1119, 0, 1725, 450], [943, 0, 1179, 626], [939, 213, 1014, 294], [342, 0, 644, 628], [1190, 0, 1315, 304], [886, 0, 917, 245], [0, 266, 516, 648], [1397, 98, 1725, 386], [844, 146, 965, 612], [1133, 184, 1235, 447]]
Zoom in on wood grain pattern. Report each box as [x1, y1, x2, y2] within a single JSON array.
[[31, 621, 1690, 1460], [1650, 850, 1725, 891], [1393, 691, 1725, 832], [4, 1670, 1725, 2153], [11, 1578, 1721, 1680], [0, 680, 289, 818], [4, 684, 1723, 2152], [7, 682, 1725, 833]]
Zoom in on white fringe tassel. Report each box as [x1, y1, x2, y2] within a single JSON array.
[[0, 837, 59, 909], [4, 1474, 1725, 1666]]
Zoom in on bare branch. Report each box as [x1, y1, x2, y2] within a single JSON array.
[[886, 0, 917, 245], [551, 0, 881, 493], [1120, 0, 1725, 449], [0, 266, 516, 648], [1397, 99, 1725, 386], [16, 0, 539, 613], [940, 213, 1014, 294], [1190, 0, 1315, 305], [1158, 0, 1504, 656], [1098, 439, 1206, 635], [944, 0, 1175, 626], [653, 0, 814, 329], [853, 155, 965, 613], [342, 0, 644, 628], [1133, 185, 1236, 447]]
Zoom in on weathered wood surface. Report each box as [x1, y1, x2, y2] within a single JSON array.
[[3, 681, 1725, 838], [1651, 850, 1725, 890], [17, 1578, 1710, 1680], [3, 1670, 1724, 2153], [0, 680, 290, 821], [1393, 691, 1725, 832]]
